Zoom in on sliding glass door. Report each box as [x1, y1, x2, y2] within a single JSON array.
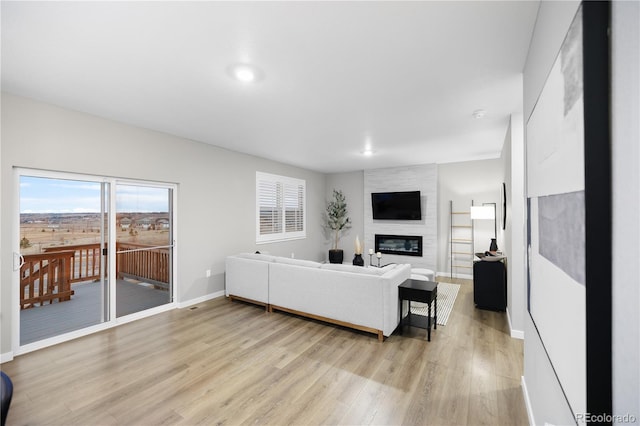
[[115, 183, 173, 317], [15, 170, 176, 351], [18, 174, 110, 345]]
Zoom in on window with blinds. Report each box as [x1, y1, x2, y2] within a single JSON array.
[[256, 172, 306, 243]]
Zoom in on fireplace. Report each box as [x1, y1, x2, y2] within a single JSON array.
[[375, 234, 423, 257]]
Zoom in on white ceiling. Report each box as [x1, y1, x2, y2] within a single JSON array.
[[1, 1, 539, 174]]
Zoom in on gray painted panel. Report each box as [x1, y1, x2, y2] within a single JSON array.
[[538, 190, 585, 286]]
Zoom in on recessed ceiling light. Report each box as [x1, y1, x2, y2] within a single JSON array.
[[227, 64, 263, 83], [472, 109, 487, 119], [361, 138, 375, 156], [235, 67, 255, 82]]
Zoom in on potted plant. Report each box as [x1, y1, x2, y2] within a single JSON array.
[[325, 189, 351, 264]]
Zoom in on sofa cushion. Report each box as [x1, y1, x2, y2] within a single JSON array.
[[411, 268, 435, 281], [320, 263, 380, 275], [274, 257, 322, 268], [235, 252, 276, 262]]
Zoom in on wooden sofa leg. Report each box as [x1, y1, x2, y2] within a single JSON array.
[[378, 331, 384, 342]]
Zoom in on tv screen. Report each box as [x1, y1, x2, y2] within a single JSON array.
[[371, 191, 422, 220]]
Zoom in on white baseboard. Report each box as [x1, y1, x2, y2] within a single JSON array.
[[0, 351, 14, 364], [511, 329, 525, 339], [521, 375, 535, 426], [507, 309, 525, 340], [177, 290, 225, 309]]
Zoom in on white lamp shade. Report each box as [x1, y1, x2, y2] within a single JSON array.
[[470, 205, 495, 220]]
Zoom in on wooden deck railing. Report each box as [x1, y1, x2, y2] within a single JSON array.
[[116, 243, 170, 290], [44, 244, 102, 284], [21, 251, 75, 310], [22, 242, 170, 309]]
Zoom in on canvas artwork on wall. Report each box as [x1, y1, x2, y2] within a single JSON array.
[[527, 5, 586, 417], [526, 2, 612, 420]]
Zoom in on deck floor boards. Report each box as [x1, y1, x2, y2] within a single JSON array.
[[20, 279, 170, 344]]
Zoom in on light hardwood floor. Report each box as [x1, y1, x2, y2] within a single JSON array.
[[1, 277, 528, 425]]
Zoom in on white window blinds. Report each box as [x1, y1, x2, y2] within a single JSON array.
[[256, 172, 306, 243]]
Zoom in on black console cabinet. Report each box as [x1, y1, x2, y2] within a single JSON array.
[[473, 259, 507, 311]]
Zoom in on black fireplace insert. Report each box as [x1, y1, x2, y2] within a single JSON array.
[[375, 234, 423, 257]]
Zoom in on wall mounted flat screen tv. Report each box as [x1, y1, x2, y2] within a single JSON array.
[[371, 191, 421, 220]]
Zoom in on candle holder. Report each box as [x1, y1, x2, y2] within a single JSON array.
[[368, 253, 373, 266], [377, 257, 381, 268]]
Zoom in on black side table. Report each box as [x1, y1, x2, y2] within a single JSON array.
[[398, 279, 438, 341]]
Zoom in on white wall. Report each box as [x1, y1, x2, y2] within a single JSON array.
[[437, 158, 503, 276], [501, 113, 526, 339], [611, 0, 640, 422], [364, 165, 437, 270], [0, 93, 327, 356], [324, 171, 364, 263]]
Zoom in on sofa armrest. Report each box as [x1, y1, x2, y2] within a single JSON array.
[[225, 256, 270, 304], [380, 264, 412, 336]]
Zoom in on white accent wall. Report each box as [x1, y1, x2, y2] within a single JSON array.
[[364, 165, 437, 271]]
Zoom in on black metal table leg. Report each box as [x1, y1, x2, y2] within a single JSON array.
[[427, 301, 431, 341], [434, 291, 437, 330]]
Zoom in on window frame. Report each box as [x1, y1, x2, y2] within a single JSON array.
[[256, 172, 306, 244]]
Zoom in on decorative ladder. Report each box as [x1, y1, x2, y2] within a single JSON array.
[[450, 200, 474, 279]]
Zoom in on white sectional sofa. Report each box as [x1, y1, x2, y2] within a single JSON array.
[[225, 253, 412, 341]]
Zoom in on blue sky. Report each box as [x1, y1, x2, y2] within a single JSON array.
[[20, 176, 169, 213]]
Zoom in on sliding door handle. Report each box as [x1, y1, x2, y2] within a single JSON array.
[[13, 252, 25, 271]]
